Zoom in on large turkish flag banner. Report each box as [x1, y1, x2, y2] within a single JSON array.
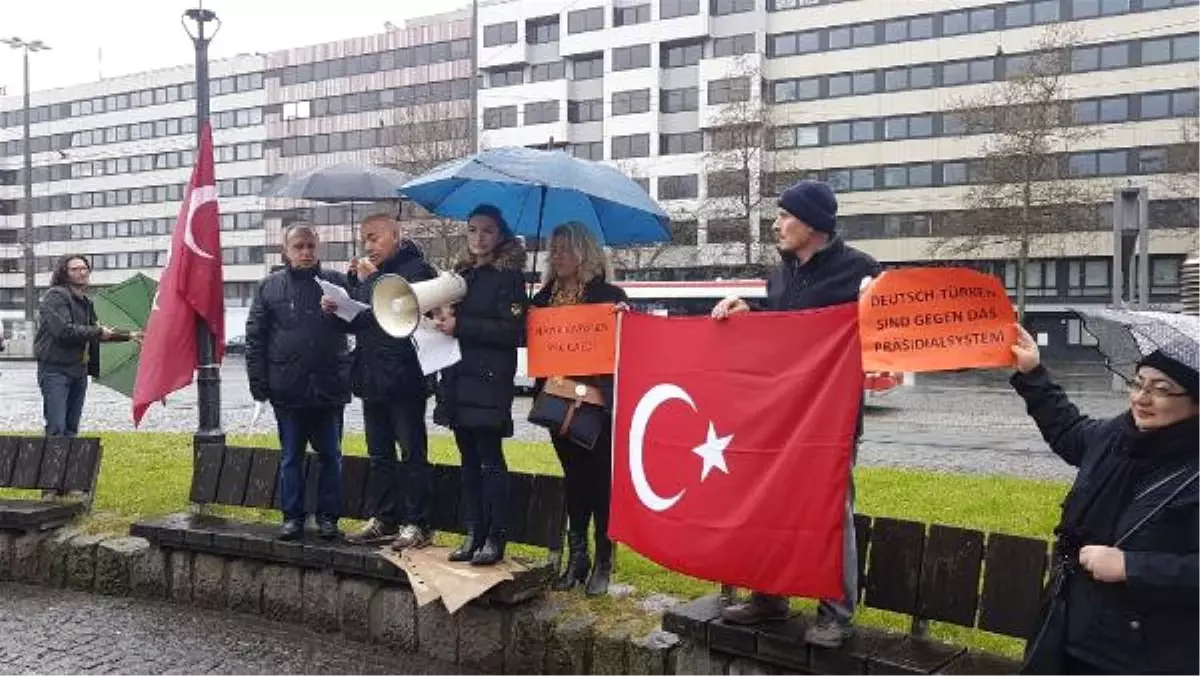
[[610, 304, 863, 598]]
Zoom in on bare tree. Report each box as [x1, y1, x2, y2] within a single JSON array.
[[604, 161, 692, 273], [702, 55, 774, 266], [1159, 116, 1200, 201], [377, 105, 473, 269], [934, 26, 1100, 320]]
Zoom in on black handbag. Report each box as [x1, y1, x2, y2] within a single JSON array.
[[528, 377, 608, 450]]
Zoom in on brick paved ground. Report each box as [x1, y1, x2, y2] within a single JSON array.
[[0, 581, 468, 675]]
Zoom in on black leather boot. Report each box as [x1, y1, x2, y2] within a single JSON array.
[[585, 536, 613, 597], [470, 536, 506, 566], [448, 529, 483, 562], [553, 531, 591, 591]]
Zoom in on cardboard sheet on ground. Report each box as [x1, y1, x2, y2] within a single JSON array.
[[377, 546, 528, 614], [859, 267, 1017, 373]]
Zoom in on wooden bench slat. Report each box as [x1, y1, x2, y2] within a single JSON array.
[[0, 436, 20, 486], [977, 533, 1048, 639], [62, 437, 101, 493], [916, 524, 986, 627], [190, 443, 225, 503], [339, 455, 371, 521], [523, 473, 566, 550], [505, 472, 534, 545], [215, 446, 254, 505], [10, 437, 45, 489], [37, 437, 72, 490], [243, 449, 279, 509], [864, 517, 926, 616], [429, 464, 462, 533], [853, 513, 872, 603]]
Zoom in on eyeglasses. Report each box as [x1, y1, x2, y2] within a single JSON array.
[[1127, 379, 1189, 399]]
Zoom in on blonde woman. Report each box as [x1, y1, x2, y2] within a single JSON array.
[[530, 222, 628, 596]]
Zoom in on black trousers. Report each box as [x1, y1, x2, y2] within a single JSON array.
[[362, 397, 431, 529], [552, 429, 612, 541], [454, 428, 509, 539]]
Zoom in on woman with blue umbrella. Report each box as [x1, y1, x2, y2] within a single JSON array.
[[430, 204, 529, 566]]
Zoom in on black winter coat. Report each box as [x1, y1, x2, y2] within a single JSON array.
[[762, 235, 881, 441], [530, 277, 628, 411], [345, 241, 437, 402], [433, 239, 528, 436], [35, 286, 131, 378], [1013, 366, 1198, 674], [244, 265, 352, 409]]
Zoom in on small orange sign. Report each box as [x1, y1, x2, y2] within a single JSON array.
[[526, 304, 618, 378], [860, 267, 1017, 373]]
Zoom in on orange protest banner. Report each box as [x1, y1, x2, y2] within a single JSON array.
[[860, 267, 1017, 373], [526, 304, 617, 378]]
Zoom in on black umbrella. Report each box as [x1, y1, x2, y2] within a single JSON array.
[[259, 163, 412, 254]]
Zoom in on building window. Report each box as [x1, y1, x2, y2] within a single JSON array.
[[488, 67, 524, 87], [612, 89, 651, 115], [1151, 257, 1182, 295], [281, 101, 310, 120], [526, 17, 559, 44], [661, 0, 700, 19], [613, 44, 651, 71], [768, 31, 819, 57], [661, 87, 698, 113], [567, 99, 603, 122], [711, 0, 754, 15], [571, 54, 604, 80], [1067, 260, 1110, 297], [771, 77, 819, 103], [707, 171, 748, 198], [483, 22, 518, 47], [712, 34, 755, 58], [772, 125, 819, 149], [658, 174, 699, 199], [567, 7, 605, 33], [483, 106, 518, 129], [612, 134, 651, 159], [660, 132, 703, 155], [570, 141, 603, 160], [707, 77, 751, 104], [614, 4, 651, 26], [1066, 318, 1100, 346], [662, 42, 702, 68], [530, 61, 566, 82], [524, 100, 559, 125]]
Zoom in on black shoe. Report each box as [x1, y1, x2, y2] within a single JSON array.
[[585, 536, 613, 597], [553, 532, 590, 592], [449, 530, 483, 563], [720, 593, 790, 625], [470, 537, 506, 566], [317, 519, 341, 541], [279, 519, 304, 541]]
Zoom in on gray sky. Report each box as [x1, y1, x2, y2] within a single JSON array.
[[0, 0, 469, 97]]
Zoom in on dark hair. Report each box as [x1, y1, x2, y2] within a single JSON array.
[[468, 204, 513, 238], [50, 254, 90, 287]]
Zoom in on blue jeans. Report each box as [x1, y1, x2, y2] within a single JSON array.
[[38, 369, 88, 437], [454, 429, 509, 539], [274, 405, 344, 524], [362, 397, 431, 529]]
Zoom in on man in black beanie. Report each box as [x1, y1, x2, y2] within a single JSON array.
[[712, 179, 881, 647]]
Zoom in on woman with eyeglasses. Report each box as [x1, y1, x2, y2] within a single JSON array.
[[1009, 325, 1197, 675]]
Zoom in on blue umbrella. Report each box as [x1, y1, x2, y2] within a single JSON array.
[[398, 146, 671, 246]]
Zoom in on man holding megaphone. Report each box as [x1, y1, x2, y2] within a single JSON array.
[[326, 213, 439, 551]]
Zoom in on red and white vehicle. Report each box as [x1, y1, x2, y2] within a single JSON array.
[[517, 279, 904, 396]]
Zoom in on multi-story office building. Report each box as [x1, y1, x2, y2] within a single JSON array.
[[475, 0, 1199, 356]]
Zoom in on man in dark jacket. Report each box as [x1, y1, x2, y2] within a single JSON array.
[[245, 225, 352, 541], [35, 254, 138, 436], [712, 180, 881, 647], [333, 214, 438, 549]]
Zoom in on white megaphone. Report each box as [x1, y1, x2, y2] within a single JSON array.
[[371, 272, 468, 338]]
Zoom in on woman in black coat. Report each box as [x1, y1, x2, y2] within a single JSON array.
[[432, 204, 528, 566], [1010, 325, 1197, 675], [530, 222, 628, 596]]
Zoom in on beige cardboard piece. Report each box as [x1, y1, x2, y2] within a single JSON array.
[[377, 546, 529, 614]]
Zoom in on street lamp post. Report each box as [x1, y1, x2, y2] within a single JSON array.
[[1, 37, 51, 323], [181, 8, 224, 445]]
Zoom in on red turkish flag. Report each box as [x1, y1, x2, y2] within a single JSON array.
[[611, 304, 863, 598], [132, 122, 225, 425]]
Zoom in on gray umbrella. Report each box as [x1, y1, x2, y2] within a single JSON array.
[[1075, 307, 1199, 380], [259, 162, 411, 202]]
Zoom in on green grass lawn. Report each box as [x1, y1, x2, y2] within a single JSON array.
[[3, 429, 1068, 658]]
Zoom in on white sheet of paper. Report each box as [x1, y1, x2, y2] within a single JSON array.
[[412, 318, 462, 375], [316, 278, 369, 322]]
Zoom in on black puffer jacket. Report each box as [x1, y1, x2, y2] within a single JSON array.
[[345, 240, 438, 402], [244, 265, 352, 409], [433, 239, 528, 436], [1013, 366, 1198, 674], [530, 277, 628, 410]]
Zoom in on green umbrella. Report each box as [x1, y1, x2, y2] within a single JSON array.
[[93, 272, 157, 398]]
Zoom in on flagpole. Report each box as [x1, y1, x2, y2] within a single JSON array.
[[183, 5, 224, 444]]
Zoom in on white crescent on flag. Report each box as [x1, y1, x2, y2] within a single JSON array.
[[184, 184, 218, 260]]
